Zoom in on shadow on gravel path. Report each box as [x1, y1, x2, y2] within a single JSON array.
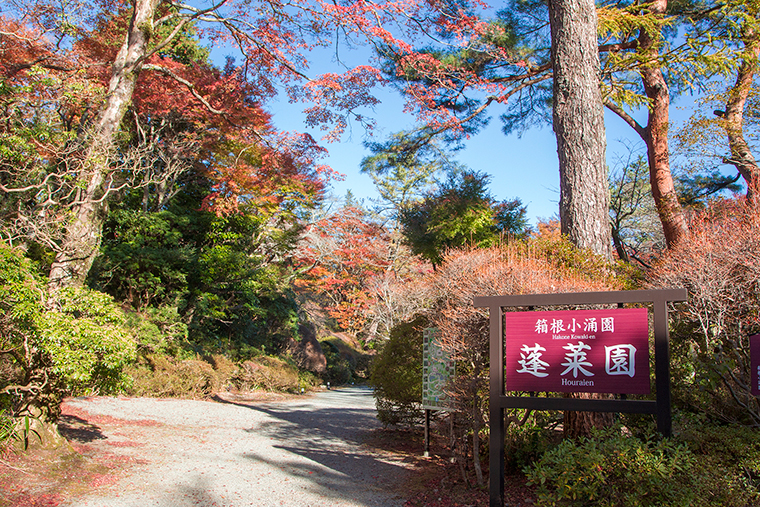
[[59, 386, 413, 507], [212, 387, 413, 503], [58, 414, 108, 443]]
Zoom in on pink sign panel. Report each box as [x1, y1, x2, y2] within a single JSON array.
[[505, 308, 650, 394], [751, 334, 760, 397]]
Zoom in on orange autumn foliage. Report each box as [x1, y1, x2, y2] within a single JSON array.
[[648, 199, 760, 425]]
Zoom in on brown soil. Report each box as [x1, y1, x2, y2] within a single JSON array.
[[364, 427, 537, 507]]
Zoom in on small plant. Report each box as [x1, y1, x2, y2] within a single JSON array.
[[0, 412, 42, 451]]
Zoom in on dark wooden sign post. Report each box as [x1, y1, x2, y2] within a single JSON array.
[[751, 334, 760, 397], [473, 289, 687, 507]]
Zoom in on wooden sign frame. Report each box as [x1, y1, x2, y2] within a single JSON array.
[[473, 289, 687, 507]]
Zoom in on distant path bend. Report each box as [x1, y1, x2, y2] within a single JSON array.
[[61, 386, 411, 507]]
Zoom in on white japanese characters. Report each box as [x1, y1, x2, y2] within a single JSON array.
[[534, 316, 612, 341], [517, 343, 550, 378], [516, 316, 637, 381], [561, 341, 594, 378], [605, 344, 637, 377]]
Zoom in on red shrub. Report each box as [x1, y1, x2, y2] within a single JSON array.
[[648, 200, 760, 424]]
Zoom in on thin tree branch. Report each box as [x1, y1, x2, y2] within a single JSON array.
[[604, 98, 647, 139]]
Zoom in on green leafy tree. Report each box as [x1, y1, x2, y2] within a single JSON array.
[[360, 130, 460, 213], [0, 243, 135, 421], [91, 209, 195, 310], [371, 315, 427, 426], [188, 211, 301, 354], [673, 0, 760, 206], [399, 170, 528, 267], [89, 153, 312, 356]]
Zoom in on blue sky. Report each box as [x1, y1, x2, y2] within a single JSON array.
[[212, 31, 723, 227], [269, 80, 704, 226], [273, 91, 564, 224]]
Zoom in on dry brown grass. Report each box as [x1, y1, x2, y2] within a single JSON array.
[[232, 356, 301, 393], [126, 352, 310, 398]]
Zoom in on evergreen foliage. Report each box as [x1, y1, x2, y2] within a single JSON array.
[[371, 315, 427, 426], [0, 243, 136, 421], [398, 170, 529, 267], [89, 178, 304, 357]]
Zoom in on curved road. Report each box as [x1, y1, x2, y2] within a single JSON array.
[[61, 387, 412, 507]]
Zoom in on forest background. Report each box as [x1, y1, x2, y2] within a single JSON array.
[[1, 0, 760, 505]]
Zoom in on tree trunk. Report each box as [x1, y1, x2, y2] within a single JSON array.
[[638, 0, 688, 249], [563, 393, 614, 439], [548, 0, 613, 438], [724, 28, 760, 207], [48, 0, 159, 288], [47, 171, 109, 288], [549, 0, 611, 259]]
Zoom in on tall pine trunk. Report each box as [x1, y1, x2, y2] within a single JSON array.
[[549, 0, 614, 438], [724, 28, 760, 207], [639, 0, 688, 248], [48, 0, 159, 288], [549, 0, 611, 259]]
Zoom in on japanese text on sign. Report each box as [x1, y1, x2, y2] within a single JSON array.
[[422, 328, 455, 410], [505, 308, 650, 394]]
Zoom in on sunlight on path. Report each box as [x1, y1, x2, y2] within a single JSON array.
[[62, 387, 409, 507]]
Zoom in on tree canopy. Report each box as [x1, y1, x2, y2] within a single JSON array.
[[398, 170, 529, 267]]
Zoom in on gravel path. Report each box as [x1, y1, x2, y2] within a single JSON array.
[[60, 387, 412, 507]]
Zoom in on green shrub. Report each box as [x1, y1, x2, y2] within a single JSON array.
[[297, 369, 320, 391], [370, 315, 426, 427], [526, 428, 697, 507], [125, 305, 189, 355], [677, 417, 760, 507], [39, 287, 136, 396], [504, 411, 563, 472], [525, 419, 760, 507], [0, 243, 136, 420]]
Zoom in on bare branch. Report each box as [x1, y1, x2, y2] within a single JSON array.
[[139, 0, 232, 65], [604, 98, 647, 139], [142, 63, 226, 115]]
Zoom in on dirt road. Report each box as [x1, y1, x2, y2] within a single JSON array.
[[59, 387, 413, 507]]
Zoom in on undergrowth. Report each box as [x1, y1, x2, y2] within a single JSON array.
[[523, 418, 760, 507], [126, 353, 319, 398]]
